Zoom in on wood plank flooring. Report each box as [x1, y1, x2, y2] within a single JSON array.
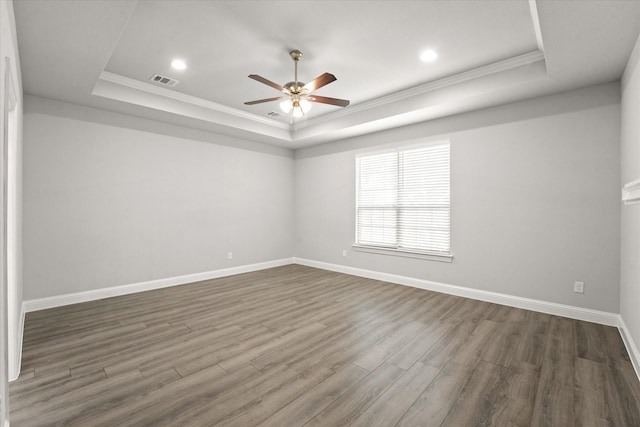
[[10, 264, 640, 426]]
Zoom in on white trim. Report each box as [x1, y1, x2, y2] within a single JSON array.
[[622, 178, 640, 205], [18, 258, 636, 383], [22, 258, 294, 313], [293, 258, 619, 326], [352, 245, 453, 263], [294, 50, 546, 131], [98, 71, 290, 130], [9, 307, 24, 381], [98, 51, 545, 139], [618, 315, 640, 382], [528, 0, 545, 53]]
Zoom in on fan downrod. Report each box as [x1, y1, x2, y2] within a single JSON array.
[[288, 50, 304, 93]]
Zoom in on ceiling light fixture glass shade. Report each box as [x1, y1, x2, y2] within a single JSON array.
[[280, 94, 312, 118], [279, 100, 292, 113]]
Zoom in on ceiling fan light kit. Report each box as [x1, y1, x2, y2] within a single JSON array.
[[245, 49, 350, 121]]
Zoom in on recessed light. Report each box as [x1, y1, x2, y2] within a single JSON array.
[[171, 59, 187, 70], [420, 50, 438, 62]]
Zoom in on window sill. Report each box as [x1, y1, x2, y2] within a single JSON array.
[[352, 245, 453, 263]]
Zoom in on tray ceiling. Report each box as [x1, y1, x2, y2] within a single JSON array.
[[13, 0, 640, 148]]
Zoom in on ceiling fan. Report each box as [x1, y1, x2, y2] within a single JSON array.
[[244, 50, 350, 119]]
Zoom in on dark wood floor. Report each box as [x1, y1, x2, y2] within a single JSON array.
[[10, 264, 640, 426]]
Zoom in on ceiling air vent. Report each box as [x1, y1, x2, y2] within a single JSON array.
[[149, 74, 179, 87], [267, 111, 283, 118]]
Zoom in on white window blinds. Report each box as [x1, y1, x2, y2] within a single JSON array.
[[356, 142, 450, 256]]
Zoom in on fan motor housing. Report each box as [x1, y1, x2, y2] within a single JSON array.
[[284, 81, 305, 94]]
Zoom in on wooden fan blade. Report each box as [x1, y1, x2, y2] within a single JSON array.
[[244, 96, 286, 105], [248, 75, 287, 93], [308, 95, 350, 107], [303, 73, 337, 93]]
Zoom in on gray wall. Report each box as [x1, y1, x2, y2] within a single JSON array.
[[23, 96, 295, 300], [621, 35, 640, 352], [23, 83, 623, 317], [295, 84, 621, 313]]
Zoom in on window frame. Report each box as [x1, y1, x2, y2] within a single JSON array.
[[353, 140, 453, 263]]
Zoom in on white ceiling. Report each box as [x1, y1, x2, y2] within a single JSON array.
[[13, 0, 640, 149]]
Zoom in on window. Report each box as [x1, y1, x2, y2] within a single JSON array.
[[354, 142, 451, 261]]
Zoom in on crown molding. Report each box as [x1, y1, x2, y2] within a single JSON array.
[[294, 50, 546, 132], [97, 71, 291, 130], [93, 50, 546, 147]]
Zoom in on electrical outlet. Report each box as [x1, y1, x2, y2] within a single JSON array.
[[574, 281, 584, 294], [342, 249, 347, 257], [227, 252, 233, 260]]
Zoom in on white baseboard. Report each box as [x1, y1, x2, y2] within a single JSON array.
[[618, 315, 640, 382], [293, 257, 620, 327], [16, 257, 640, 384], [22, 258, 294, 313], [9, 308, 25, 382]]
